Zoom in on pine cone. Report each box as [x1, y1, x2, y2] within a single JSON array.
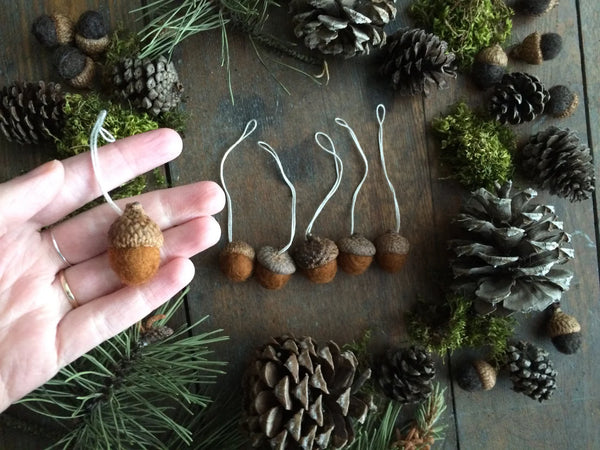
[[290, 0, 397, 58], [242, 335, 373, 449], [520, 126, 595, 202], [489, 72, 549, 124], [375, 346, 435, 404], [379, 28, 457, 96], [506, 341, 557, 402], [111, 55, 183, 115], [0, 81, 66, 144], [449, 181, 574, 315]]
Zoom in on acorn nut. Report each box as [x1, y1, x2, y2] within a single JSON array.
[[375, 230, 410, 273], [108, 202, 163, 286], [31, 13, 74, 48], [547, 306, 582, 354], [511, 32, 562, 65], [337, 233, 376, 275], [294, 235, 339, 283], [255, 246, 296, 290], [457, 360, 497, 392], [75, 10, 110, 56], [219, 240, 255, 282]]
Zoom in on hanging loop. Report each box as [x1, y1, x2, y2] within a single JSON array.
[[376, 104, 401, 233]]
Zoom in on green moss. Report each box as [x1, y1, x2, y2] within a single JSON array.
[[103, 27, 141, 69], [433, 101, 515, 190], [410, 0, 513, 69]]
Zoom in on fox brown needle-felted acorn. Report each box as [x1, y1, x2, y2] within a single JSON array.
[[374, 105, 410, 273], [218, 120, 258, 282], [293, 132, 342, 283]]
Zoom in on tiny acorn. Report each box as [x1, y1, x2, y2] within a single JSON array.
[[471, 44, 508, 89], [108, 202, 164, 286], [75, 10, 110, 56], [511, 32, 563, 65], [255, 246, 296, 289], [337, 234, 376, 275], [52, 45, 95, 88], [219, 240, 255, 282], [547, 304, 582, 354], [31, 13, 74, 48], [294, 235, 339, 283], [546, 85, 579, 118], [457, 360, 497, 392], [514, 0, 558, 16], [375, 230, 410, 273]]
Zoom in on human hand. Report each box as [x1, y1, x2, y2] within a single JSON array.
[[0, 129, 224, 412]]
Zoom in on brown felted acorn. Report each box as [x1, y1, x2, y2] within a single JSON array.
[[255, 246, 296, 289], [457, 360, 497, 392], [219, 240, 255, 282], [31, 13, 74, 48], [375, 230, 410, 273], [75, 10, 110, 56], [337, 234, 376, 275], [547, 304, 582, 354], [471, 44, 508, 89], [108, 202, 163, 286], [546, 85, 579, 118], [52, 45, 95, 89], [514, 0, 558, 16], [510, 32, 562, 65], [294, 235, 339, 283]]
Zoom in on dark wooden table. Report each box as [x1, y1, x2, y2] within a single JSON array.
[[1, 1, 599, 449]]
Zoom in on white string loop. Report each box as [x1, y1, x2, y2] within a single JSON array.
[[256, 141, 297, 255], [335, 117, 368, 235], [90, 110, 121, 216], [376, 104, 401, 233], [306, 132, 343, 237], [219, 119, 258, 242]]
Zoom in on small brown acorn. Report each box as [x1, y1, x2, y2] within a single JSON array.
[[471, 44, 508, 89], [511, 32, 562, 65], [219, 240, 255, 282], [547, 305, 582, 354], [31, 13, 74, 48], [108, 202, 164, 286], [375, 230, 410, 273], [255, 246, 296, 290], [546, 85, 579, 118], [457, 360, 497, 392], [337, 233, 376, 275], [293, 235, 339, 283], [75, 10, 110, 56]]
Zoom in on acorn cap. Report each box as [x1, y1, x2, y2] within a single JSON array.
[[511, 32, 562, 64], [75, 10, 109, 56], [219, 240, 255, 282], [546, 85, 579, 118], [547, 306, 582, 354], [221, 240, 255, 260], [457, 360, 497, 392], [108, 202, 164, 249], [257, 246, 296, 275], [515, 0, 559, 16], [293, 235, 339, 270], [337, 234, 376, 257], [375, 231, 410, 273], [476, 44, 508, 67], [31, 13, 74, 47]]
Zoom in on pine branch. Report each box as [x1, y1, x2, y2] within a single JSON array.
[[348, 400, 403, 450]]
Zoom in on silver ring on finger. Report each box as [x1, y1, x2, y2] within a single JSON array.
[[50, 228, 72, 267]]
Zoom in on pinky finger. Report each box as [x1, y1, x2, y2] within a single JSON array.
[[55, 257, 195, 367]]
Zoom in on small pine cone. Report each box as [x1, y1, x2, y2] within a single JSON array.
[[111, 55, 184, 115], [242, 335, 373, 449], [489, 72, 549, 124], [375, 346, 435, 404], [379, 28, 457, 96], [0, 81, 66, 144], [506, 341, 557, 402], [290, 0, 397, 58], [520, 126, 594, 202]]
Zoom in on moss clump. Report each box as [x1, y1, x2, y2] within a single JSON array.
[[407, 295, 516, 365], [433, 101, 515, 190], [410, 0, 513, 69]]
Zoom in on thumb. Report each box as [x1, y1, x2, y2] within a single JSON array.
[[0, 160, 64, 232]]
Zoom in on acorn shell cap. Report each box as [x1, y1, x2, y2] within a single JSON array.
[[548, 307, 581, 337], [257, 246, 296, 275], [108, 202, 164, 248], [375, 231, 410, 255], [476, 44, 508, 67], [473, 360, 497, 391], [222, 240, 255, 260], [337, 234, 376, 257], [511, 31, 543, 64], [294, 235, 339, 269]]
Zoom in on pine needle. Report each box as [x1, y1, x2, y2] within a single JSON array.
[[348, 400, 403, 450]]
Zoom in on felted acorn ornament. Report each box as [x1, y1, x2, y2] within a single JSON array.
[[31, 13, 74, 48], [75, 10, 110, 56], [547, 304, 582, 354], [52, 45, 95, 89], [514, 0, 559, 16], [219, 240, 255, 282], [546, 85, 579, 118], [471, 44, 508, 89], [108, 202, 164, 286], [457, 360, 497, 392], [510, 32, 562, 65]]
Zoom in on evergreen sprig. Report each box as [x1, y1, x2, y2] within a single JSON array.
[[18, 289, 229, 450], [348, 399, 403, 450]]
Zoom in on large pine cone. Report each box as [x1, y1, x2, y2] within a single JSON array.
[[449, 181, 574, 315], [520, 126, 595, 202], [243, 335, 373, 449], [375, 346, 435, 404], [379, 28, 457, 96], [290, 0, 397, 58], [489, 72, 549, 124], [111, 55, 183, 116], [0, 81, 66, 144], [507, 341, 557, 402]]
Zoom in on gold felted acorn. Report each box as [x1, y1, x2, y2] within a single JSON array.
[[31, 13, 74, 48], [547, 304, 582, 354], [337, 234, 376, 275], [375, 230, 410, 273], [294, 235, 339, 284], [75, 10, 110, 56], [471, 44, 508, 89], [219, 240, 255, 282], [108, 202, 163, 286], [255, 246, 296, 290], [457, 360, 497, 392], [510, 32, 562, 65]]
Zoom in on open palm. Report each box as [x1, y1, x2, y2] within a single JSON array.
[[0, 129, 224, 412]]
